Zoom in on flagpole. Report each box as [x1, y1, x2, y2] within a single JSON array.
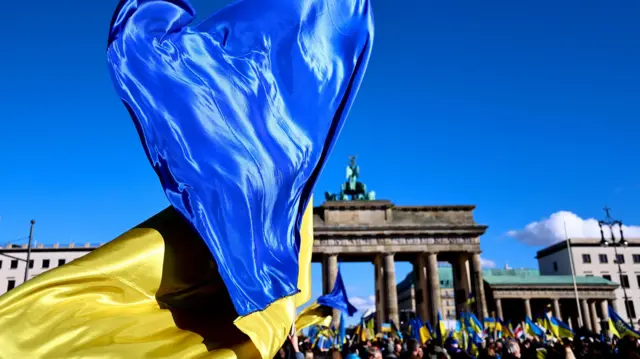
[[564, 221, 584, 328]]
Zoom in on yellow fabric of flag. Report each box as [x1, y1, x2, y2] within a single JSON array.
[[0, 204, 314, 359], [295, 303, 333, 332]]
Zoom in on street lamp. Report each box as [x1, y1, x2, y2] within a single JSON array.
[[0, 220, 35, 287], [598, 206, 632, 326]]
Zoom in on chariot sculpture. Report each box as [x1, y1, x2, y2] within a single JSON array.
[[325, 156, 376, 201]]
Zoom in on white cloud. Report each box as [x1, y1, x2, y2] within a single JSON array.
[[480, 257, 497, 268], [350, 295, 375, 313], [507, 211, 640, 246]]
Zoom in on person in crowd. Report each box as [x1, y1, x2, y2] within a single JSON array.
[[368, 347, 383, 359], [384, 342, 399, 359], [503, 339, 520, 359], [405, 339, 423, 359]]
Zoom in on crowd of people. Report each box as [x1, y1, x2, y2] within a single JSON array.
[[276, 329, 640, 359]]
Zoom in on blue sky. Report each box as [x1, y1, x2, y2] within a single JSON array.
[[1, 0, 639, 323]]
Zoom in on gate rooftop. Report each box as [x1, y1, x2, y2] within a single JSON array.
[[312, 200, 487, 262]]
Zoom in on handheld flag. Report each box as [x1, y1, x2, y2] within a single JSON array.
[[317, 269, 358, 316], [525, 316, 545, 338], [337, 313, 347, 348], [608, 306, 640, 338], [391, 320, 403, 339], [296, 270, 358, 331], [437, 311, 447, 343], [0, 0, 375, 357], [296, 302, 334, 331], [466, 292, 476, 306], [547, 316, 574, 339]]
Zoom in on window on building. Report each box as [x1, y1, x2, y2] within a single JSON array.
[[620, 275, 630, 288], [7, 280, 15, 291], [626, 300, 637, 319], [603, 274, 612, 281], [58, 259, 66, 267], [616, 254, 625, 264], [28, 260, 34, 269], [633, 254, 640, 264], [10, 260, 18, 269], [637, 275, 640, 288], [553, 262, 558, 272], [582, 254, 591, 264], [599, 254, 608, 263], [586, 274, 594, 277], [0, 260, 2, 269], [42, 259, 50, 269]]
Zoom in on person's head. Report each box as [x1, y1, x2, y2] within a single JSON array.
[[394, 343, 402, 355], [368, 347, 382, 359], [277, 347, 286, 358], [330, 348, 342, 359], [506, 339, 520, 358], [406, 339, 422, 359], [449, 339, 459, 350], [487, 342, 496, 356]]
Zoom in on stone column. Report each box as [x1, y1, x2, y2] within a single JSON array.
[[322, 254, 339, 327], [553, 299, 562, 320], [590, 301, 600, 333], [524, 299, 532, 319], [601, 300, 610, 322], [452, 254, 471, 316], [581, 299, 592, 330], [471, 253, 488, 319], [496, 298, 504, 320], [374, 255, 386, 332], [601, 300, 610, 336], [414, 253, 431, 322], [384, 253, 399, 326], [427, 252, 441, 323], [323, 254, 338, 294]]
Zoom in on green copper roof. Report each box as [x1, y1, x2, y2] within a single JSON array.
[[483, 270, 616, 286], [397, 267, 616, 288], [397, 266, 454, 291]]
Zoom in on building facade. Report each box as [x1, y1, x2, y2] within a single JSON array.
[[397, 266, 618, 332], [0, 243, 96, 295], [537, 238, 640, 323], [397, 266, 456, 322]]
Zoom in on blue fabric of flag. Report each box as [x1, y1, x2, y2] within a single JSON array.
[[409, 318, 422, 341], [338, 313, 346, 348], [317, 269, 358, 316], [106, 0, 374, 316]]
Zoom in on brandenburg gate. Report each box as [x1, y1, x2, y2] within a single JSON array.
[[313, 158, 488, 330]]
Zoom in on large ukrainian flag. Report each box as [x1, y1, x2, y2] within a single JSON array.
[[0, 0, 374, 357]]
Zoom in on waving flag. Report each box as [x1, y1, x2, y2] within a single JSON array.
[[499, 319, 514, 338], [296, 270, 358, 331], [609, 306, 640, 338], [317, 269, 358, 316], [0, 0, 374, 357], [525, 316, 545, 338], [336, 313, 347, 348], [409, 317, 431, 344], [547, 316, 574, 339], [437, 311, 447, 344]]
